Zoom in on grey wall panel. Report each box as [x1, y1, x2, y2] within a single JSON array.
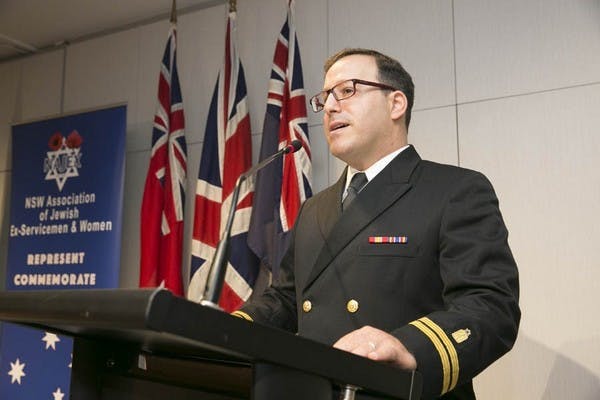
[[176, 5, 227, 145], [410, 106, 458, 166], [328, 0, 455, 110], [454, 0, 600, 103], [0, 60, 20, 172], [118, 147, 145, 288], [458, 83, 600, 398], [20, 50, 63, 121], [129, 19, 172, 153], [63, 29, 139, 127]]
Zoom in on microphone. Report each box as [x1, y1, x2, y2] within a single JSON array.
[[241, 140, 302, 180], [201, 139, 303, 309]]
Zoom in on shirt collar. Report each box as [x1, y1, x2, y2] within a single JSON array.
[[344, 145, 410, 195]]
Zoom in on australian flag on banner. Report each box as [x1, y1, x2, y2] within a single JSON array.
[[0, 323, 72, 399]]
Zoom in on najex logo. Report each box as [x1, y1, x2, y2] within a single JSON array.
[[43, 130, 83, 191]]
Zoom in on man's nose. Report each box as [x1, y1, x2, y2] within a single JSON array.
[[323, 93, 340, 113]]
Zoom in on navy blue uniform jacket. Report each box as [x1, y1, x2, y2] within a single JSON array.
[[238, 145, 520, 399]]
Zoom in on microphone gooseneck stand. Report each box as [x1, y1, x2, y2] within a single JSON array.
[[340, 384, 360, 400]]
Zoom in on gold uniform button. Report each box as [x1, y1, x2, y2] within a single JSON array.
[[347, 299, 359, 313], [302, 300, 312, 313]]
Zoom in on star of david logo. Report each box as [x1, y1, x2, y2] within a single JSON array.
[[43, 131, 83, 191]]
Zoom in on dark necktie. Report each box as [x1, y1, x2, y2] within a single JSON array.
[[342, 172, 368, 211]]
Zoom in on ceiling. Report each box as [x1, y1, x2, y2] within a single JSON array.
[[0, 0, 224, 62]]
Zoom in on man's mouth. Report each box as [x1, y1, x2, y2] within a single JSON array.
[[330, 122, 349, 131]]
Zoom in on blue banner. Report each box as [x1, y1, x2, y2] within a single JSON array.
[[0, 105, 127, 399], [6, 105, 126, 289], [0, 324, 73, 400]]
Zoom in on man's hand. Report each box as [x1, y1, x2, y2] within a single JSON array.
[[333, 325, 417, 370]]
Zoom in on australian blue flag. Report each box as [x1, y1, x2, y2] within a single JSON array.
[[0, 323, 72, 399], [247, 0, 312, 279]]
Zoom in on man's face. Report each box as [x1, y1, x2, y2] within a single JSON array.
[[322, 54, 397, 170]]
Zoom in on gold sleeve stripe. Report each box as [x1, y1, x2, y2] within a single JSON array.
[[419, 317, 459, 391], [410, 320, 451, 394], [230, 310, 254, 321]]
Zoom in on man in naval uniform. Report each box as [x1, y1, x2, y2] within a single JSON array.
[[233, 48, 520, 399]]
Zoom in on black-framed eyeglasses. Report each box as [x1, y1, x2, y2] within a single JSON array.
[[309, 79, 398, 112]]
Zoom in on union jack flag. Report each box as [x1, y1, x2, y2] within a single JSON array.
[[139, 24, 187, 296], [247, 0, 312, 278], [187, 11, 258, 312]]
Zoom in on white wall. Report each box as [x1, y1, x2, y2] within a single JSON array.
[[1, 0, 600, 398]]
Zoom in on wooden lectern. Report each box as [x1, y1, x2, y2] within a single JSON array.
[[0, 288, 422, 399]]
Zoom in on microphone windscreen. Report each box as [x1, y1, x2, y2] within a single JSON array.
[[290, 140, 302, 153]]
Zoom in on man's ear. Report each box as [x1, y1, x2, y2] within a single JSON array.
[[390, 91, 408, 121]]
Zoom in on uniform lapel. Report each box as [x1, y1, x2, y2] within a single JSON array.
[[303, 146, 421, 292], [316, 172, 345, 240]]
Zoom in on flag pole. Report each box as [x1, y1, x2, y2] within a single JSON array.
[[171, 0, 177, 23]]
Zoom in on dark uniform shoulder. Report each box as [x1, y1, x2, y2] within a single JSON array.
[[417, 159, 492, 188]]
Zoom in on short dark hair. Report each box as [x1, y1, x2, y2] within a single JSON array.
[[324, 48, 415, 128]]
